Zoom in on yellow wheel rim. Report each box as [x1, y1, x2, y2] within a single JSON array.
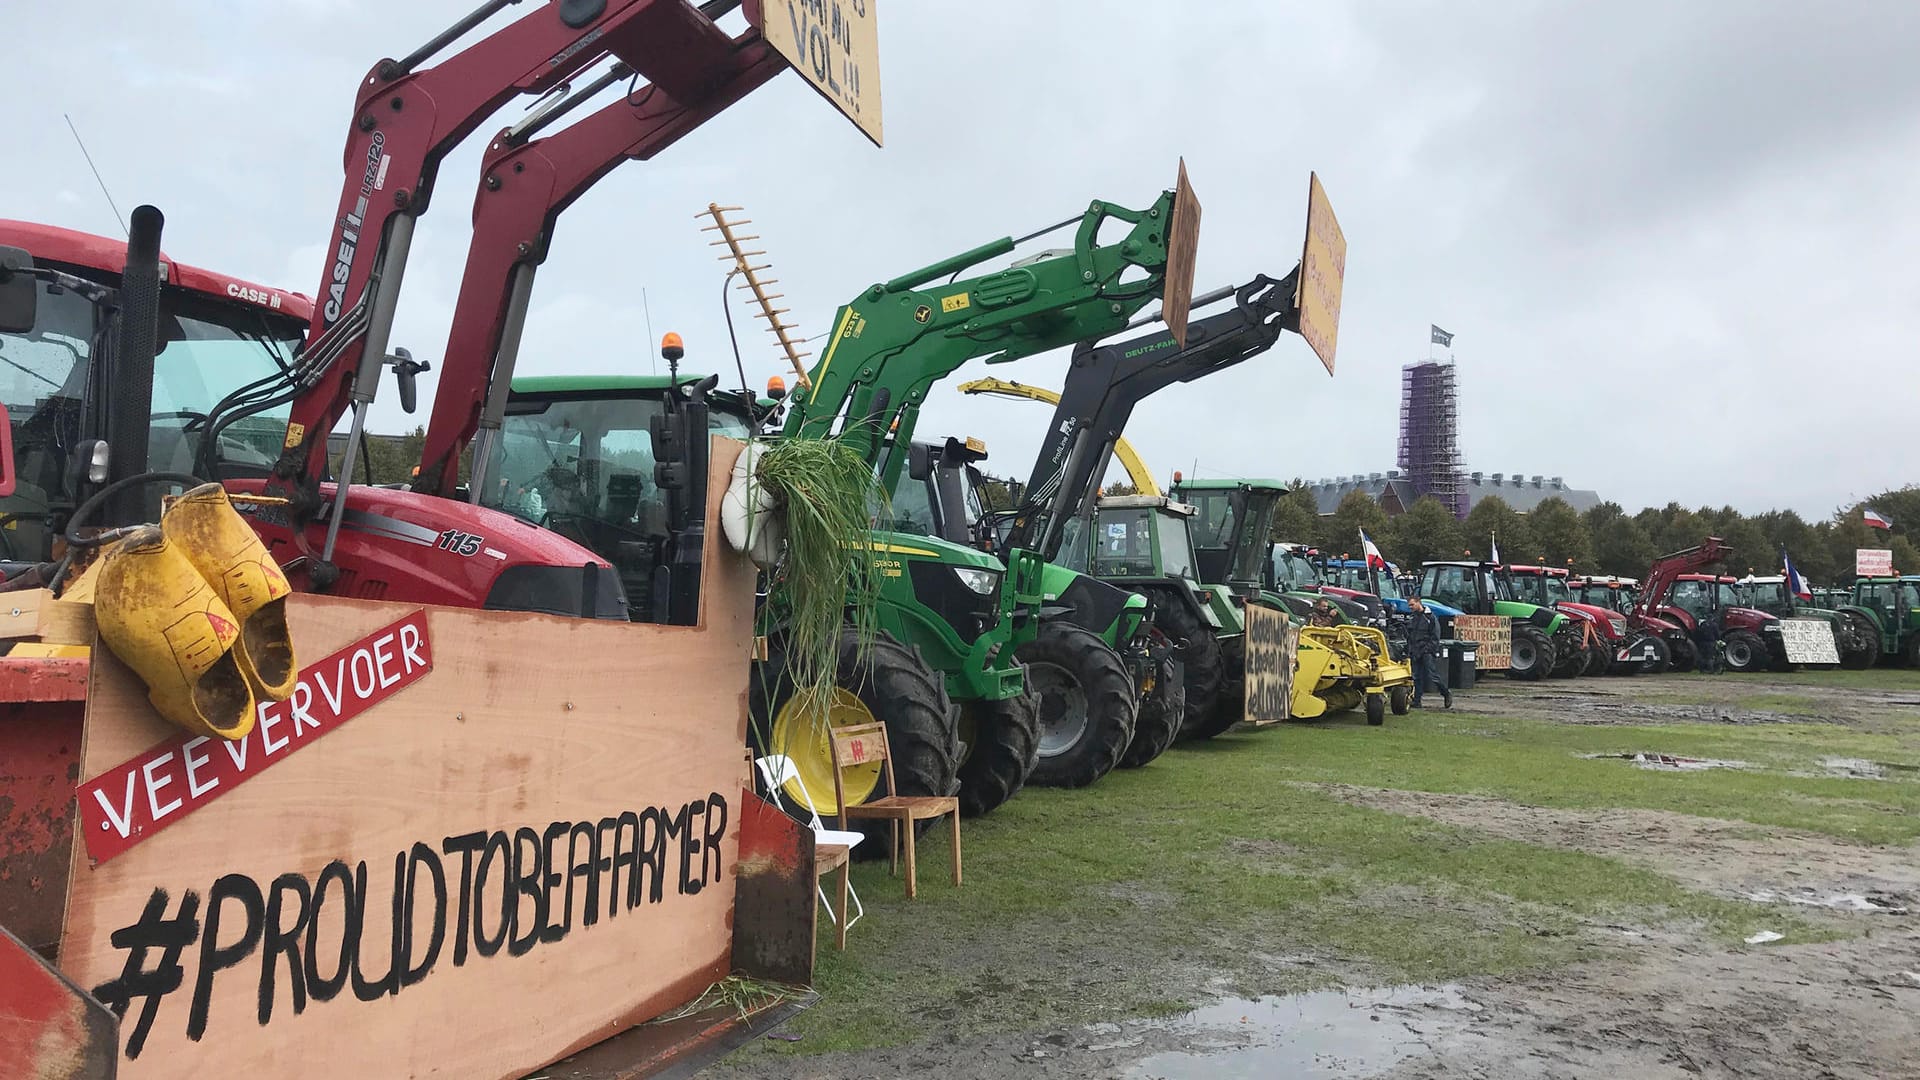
[[772, 687, 883, 815]]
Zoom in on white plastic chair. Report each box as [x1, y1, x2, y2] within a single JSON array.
[[754, 754, 865, 934]]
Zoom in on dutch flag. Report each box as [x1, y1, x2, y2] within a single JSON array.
[[1864, 507, 1894, 530], [1360, 528, 1388, 570], [1783, 550, 1813, 601], [1489, 534, 1501, 566]]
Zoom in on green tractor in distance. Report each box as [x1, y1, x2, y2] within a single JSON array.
[[885, 434, 1156, 786], [1838, 576, 1920, 667], [1737, 572, 1878, 668], [1055, 493, 1248, 738], [1416, 560, 1576, 680]]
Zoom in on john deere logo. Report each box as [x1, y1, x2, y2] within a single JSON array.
[[914, 305, 932, 323]]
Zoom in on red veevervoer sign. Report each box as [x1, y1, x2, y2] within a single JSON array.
[[76, 610, 433, 865]]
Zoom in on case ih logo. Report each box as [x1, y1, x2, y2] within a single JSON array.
[[323, 130, 388, 325]]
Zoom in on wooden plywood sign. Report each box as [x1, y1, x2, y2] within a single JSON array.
[[1779, 618, 1840, 665], [1857, 549, 1894, 577], [760, 0, 883, 146], [1295, 172, 1346, 376], [59, 443, 760, 1080], [1162, 158, 1203, 350], [1244, 603, 1297, 723], [1452, 614, 1511, 670]]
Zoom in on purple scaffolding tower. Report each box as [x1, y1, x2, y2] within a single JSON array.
[[1397, 361, 1467, 518]]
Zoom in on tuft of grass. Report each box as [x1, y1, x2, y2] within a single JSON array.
[[752, 437, 888, 733], [656, 975, 807, 1023]]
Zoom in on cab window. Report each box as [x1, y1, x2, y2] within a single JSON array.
[[1424, 565, 1477, 611]]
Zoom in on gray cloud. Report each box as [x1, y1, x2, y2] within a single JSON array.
[[9, 1, 1914, 517]]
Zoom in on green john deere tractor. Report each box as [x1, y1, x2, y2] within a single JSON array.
[[1737, 573, 1877, 668], [1416, 560, 1577, 680], [1836, 576, 1920, 667], [884, 433, 1156, 786], [489, 189, 1190, 835]]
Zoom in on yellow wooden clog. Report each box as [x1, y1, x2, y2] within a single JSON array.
[[94, 526, 256, 740], [161, 483, 297, 701]]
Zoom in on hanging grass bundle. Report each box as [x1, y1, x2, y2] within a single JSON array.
[[751, 436, 888, 730]]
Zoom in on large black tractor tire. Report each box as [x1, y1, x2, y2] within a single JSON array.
[[1506, 625, 1554, 681], [1182, 634, 1248, 741], [1549, 635, 1586, 678], [1637, 635, 1671, 676], [1365, 693, 1386, 726], [1904, 633, 1920, 669], [750, 628, 959, 856], [955, 681, 1040, 818], [1722, 629, 1770, 674], [1837, 612, 1881, 670], [1120, 635, 1184, 769], [1583, 640, 1611, 677], [1666, 633, 1697, 672], [1152, 599, 1225, 738], [1019, 623, 1139, 789]]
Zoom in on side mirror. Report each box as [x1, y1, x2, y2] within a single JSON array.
[[907, 441, 932, 482], [0, 246, 36, 334], [0, 401, 14, 497], [385, 348, 430, 414]]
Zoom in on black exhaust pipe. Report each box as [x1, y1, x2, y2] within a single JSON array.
[[104, 204, 165, 524]]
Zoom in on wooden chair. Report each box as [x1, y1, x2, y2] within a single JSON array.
[[830, 721, 961, 900]]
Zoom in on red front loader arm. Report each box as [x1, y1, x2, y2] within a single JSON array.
[[412, 23, 786, 496], [274, 0, 754, 525], [1634, 537, 1731, 619]]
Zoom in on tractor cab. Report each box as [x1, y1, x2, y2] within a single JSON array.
[[487, 375, 759, 625], [1658, 573, 1789, 672], [1172, 478, 1372, 625], [0, 220, 312, 563]]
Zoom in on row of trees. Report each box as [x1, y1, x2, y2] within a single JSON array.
[[1267, 484, 1920, 585]]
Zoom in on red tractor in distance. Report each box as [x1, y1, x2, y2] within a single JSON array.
[[1568, 575, 1694, 673], [1503, 563, 1652, 675], [1635, 539, 1788, 673]]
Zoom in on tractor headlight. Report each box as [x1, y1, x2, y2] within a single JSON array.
[[1762, 622, 1781, 633], [1608, 617, 1628, 637], [953, 566, 1001, 596]]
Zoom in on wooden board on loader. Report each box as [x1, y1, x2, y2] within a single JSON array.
[[55, 440, 762, 1080]]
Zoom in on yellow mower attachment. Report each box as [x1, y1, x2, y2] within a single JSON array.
[[1291, 624, 1413, 724]]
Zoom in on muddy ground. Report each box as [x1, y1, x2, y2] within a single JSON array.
[[717, 674, 1920, 1079]]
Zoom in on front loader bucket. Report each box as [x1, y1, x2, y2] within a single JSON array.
[[0, 438, 816, 1080]]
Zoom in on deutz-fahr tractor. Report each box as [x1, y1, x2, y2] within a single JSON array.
[[1416, 560, 1579, 680], [1837, 575, 1920, 667], [1568, 575, 1694, 673]]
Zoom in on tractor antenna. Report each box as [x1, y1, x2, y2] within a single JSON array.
[[642, 286, 657, 376], [64, 114, 128, 237], [698, 203, 811, 388]]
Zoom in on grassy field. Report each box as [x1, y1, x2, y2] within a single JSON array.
[[736, 672, 1920, 1059]]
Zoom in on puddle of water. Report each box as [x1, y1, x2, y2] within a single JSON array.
[[1818, 757, 1920, 780], [1746, 888, 1911, 915], [1123, 985, 1478, 1079], [1579, 751, 1748, 771]]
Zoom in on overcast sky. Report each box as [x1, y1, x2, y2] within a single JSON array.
[[7, 1, 1915, 517]]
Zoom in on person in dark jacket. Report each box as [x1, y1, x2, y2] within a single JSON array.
[[1406, 597, 1452, 708]]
